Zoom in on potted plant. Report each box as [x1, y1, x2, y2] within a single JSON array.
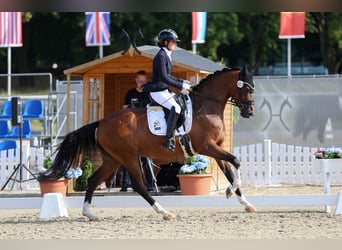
[[74, 158, 94, 192], [314, 147, 342, 159], [38, 156, 83, 196], [176, 155, 213, 195]]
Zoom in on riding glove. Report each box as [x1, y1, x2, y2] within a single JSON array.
[[181, 80, 192, 94]]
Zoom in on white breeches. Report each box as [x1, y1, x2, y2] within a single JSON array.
[[150, 89, 181, 114]]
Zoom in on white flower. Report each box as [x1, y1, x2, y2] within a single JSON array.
[[179, 155, 209, 174], [65, 167, 83, 179]]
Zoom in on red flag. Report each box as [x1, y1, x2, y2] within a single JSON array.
[[0, 12, 22, 47], [279, 12, 305, 39]]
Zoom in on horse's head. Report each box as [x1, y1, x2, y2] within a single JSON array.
[[191, 66, 255, 118], [234, 67, 255, 118]]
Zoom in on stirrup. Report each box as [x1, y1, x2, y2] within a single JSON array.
[[162, 138, 176, 152]]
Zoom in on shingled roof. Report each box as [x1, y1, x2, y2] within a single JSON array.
[[138, 45, 225, 73], [64, 45, 224, 76]]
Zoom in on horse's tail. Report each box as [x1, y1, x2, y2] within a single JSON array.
[[38, 121, 99, 180]]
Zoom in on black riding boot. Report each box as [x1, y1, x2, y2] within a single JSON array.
[[162, 108, 180, 152]]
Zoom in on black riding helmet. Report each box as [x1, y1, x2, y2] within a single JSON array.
[[157, 29, 180, 47]]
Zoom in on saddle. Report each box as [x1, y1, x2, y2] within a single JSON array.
[[146, 94, 193, 136]]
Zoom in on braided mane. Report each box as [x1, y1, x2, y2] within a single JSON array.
[[192, 66, 241, 91]]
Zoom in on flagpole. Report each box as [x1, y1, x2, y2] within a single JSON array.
[[7, 47, 11, 97], [99, 45, 103, 58], [287, 38, 291, 77], [192, 43, 197, 54]]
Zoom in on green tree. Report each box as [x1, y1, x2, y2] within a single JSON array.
[[198, 13, 241, 61], [308, 12, 342, 74], [1, 12, 342, 87], [215, 13, 280, 71]]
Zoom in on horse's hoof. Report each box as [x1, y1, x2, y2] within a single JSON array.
[[245, 205, 256, 213], [225, 188, 234, 199], [163, 212, 176, 220], [89, 216, 100, 221], [83, 213, 99, 221]]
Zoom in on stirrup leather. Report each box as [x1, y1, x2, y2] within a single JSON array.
[[162, 137, 176, 152]]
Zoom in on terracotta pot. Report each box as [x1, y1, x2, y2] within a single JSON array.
[[176, 174, 213, 195], [39, 178, 69, 196]]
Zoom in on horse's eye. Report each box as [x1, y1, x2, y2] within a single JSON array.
[[244, 86, 254, 94]]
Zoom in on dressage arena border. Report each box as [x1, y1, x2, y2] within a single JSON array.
[[0, 193, 341, 215]]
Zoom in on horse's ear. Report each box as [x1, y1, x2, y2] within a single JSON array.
[[251, 64, 257, 75]]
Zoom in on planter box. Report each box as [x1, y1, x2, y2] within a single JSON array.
[[313, 159, 342, 213], [177, 174, 213, 195], [314, 158, 342, 173]]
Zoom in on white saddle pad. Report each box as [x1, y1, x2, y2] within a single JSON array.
[[147, 97, 192, 136]]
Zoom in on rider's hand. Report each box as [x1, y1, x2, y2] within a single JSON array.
[[181, 80, 192, 94]]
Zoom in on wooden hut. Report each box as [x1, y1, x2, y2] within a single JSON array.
[[64, 45, 232, 189]]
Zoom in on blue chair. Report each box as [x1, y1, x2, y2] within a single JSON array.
[[6, 120, 31, 139], [22, 100, 44, 118], [0, 100, 12, 118], [0, 140, 17, 157], [0, 120, 10, 138]]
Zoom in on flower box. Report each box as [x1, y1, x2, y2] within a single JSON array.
[[313, 158, 342, 173], [313, 158, 342, 213]]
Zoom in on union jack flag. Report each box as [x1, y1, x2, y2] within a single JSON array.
[[0, 12, 22, 47], [85, 12, 111, 46]]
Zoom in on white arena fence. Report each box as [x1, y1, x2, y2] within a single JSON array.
[[234, 139, 342, 186], [1, 141, 342, 214], [0, 145, 45, 190], [1, 139, 342, 191]]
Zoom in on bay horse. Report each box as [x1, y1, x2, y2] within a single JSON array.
[[40, 67, 256, 220]]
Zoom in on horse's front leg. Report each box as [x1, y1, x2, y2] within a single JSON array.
[[214, 158, 239, 197], [225, 157, 241, 195], [202, 143, 242, 194], [215, 158, 256, 213]]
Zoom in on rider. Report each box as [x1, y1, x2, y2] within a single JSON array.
[[145, 29, 192, 152]]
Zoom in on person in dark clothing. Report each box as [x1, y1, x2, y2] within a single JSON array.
[[143, 29, 192, 152], [122, 70, 150, 109], [120, 70, 154, 192]]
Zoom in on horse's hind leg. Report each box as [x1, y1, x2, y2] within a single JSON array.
[[125, 160, 175, 220], [126, 164, 175, 220], [83, 155, 120, 221], [129, 178, 175, 220], [215, 159, 256, 212]]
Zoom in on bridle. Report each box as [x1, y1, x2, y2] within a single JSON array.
[[231, 80, 255, 109], [191, 71, 255, 112]]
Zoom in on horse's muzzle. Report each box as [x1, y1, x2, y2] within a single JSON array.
[[240, 104, 255, 118]]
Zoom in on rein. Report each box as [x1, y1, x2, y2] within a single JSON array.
[[191, 85, 254, 112], [190, 89, 238, 105]]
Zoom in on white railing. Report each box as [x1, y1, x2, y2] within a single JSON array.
[[1, 139, 342, 191], [0, 145, 45, 190], [234, 139, 342, 186]]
